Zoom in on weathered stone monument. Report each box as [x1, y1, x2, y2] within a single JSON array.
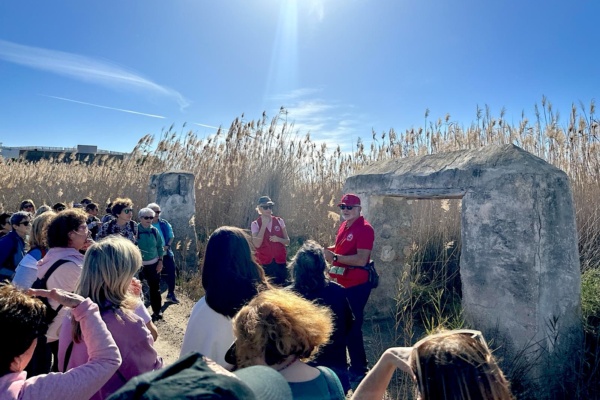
[[344, 144, 582, 398], [149, 171, 198, 270]]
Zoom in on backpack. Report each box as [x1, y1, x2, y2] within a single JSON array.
[[138, 226, 159, 241], [31, 259, 70, 324]]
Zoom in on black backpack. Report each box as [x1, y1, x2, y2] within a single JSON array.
[[31, 259, 70, 324]]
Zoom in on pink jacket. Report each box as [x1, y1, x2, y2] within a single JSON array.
[[37, 247, 85, 341], [59, 307, 163, 400], [0, 299, 121, 400]]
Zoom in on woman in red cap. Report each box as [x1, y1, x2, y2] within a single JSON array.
[[324, 193, 375, 387], [251, 196, 290, 286]]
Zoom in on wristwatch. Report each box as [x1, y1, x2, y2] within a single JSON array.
[[333, 254, 338, 262]]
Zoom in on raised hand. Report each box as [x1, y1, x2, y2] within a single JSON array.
[[28, 288, 85, 309]]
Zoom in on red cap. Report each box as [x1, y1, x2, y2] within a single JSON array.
[[337, 193, 361, 206]]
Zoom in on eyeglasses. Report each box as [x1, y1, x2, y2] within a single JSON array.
[[19, 221, 31, 226], [141, 216, 154, 220], [123, 208, 133, 214], [22, 204, 34, 209], [260, 205, 273, 210], [339, 205, 357, 210]]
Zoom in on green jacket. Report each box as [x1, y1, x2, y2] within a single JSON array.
[[137, 225, 165, 262]]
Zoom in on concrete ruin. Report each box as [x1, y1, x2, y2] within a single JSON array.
[[344, 144, 582, 397], [149, 171, 198, 270]]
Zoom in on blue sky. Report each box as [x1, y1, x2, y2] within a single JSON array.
[[0, 1, 598, 153]]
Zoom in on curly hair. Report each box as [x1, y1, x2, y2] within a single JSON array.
[[413, 330, 513, 400], [288, 240, 328, 295], [46, 209, 87, 248], [0, 283, 47, 375], [111, 198, 133, 216], [232, 289, 333, 368]]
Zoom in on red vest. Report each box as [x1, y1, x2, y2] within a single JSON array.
[[255, 216, 287, 265]]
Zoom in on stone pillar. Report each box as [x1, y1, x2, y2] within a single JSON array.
[[460, 173, 582, 396], [149, 171, 198, 271]]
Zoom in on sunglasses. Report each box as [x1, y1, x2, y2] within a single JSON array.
[[22, 204, 34, 209], [19, 221, 31, 226], [260, 205, 273, 210], [154, 210, 161, 214], [141, 216, 154, 220], [413, 329, 485, 350], [123, 208, 133, 214], [339, 205, 357, 210]]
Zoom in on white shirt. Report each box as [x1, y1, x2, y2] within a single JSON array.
[[180, 296, 235, 370]]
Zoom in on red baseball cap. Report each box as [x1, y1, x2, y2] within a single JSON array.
[[337, 193, 361, 206]]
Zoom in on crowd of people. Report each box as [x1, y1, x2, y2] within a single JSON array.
[[0, 193, 515, 399]]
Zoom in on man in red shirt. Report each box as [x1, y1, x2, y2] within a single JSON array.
[[324, 193, 375, 384]]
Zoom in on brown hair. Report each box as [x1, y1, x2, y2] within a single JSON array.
[[288, 240, 328, 295], [19, 199, 36, 211], [412, 330, 513, 400], [111, 198, 133, 216], [232, 289, 333, 368], [0, 283, 47, 376], [46, 209, 87, 248]]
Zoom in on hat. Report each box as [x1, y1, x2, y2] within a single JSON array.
[[337, 193, 361, 206], [107, 352, 292, 400], [257, 196, 275, 206]]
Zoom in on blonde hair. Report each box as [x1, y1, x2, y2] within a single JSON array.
[[232, 289, 333, 368], [412, 330, 513, 400], [73, 236, 141, 341], [29, 211, 55, 250]]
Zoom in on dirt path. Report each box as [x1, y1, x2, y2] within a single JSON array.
[[152, 291, 195, 366]]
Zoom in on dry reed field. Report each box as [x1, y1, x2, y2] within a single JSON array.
[[1, 97, 599, 397]]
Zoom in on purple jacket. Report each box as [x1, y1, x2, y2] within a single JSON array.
[[58, 306, 163, 400], [0, 299, 121, 400]]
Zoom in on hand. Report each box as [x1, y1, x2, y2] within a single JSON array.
[[324, 249, 334, 263], [382, 347, 415, 380], [156, 261, 163, 273], [269, 235, 279, 243], [129, 277, 142, 296], [260, 214, 271, 225], [81, 238, 94, 251], [28, 288, 85, 309]]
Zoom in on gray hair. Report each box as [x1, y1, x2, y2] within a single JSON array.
[[138, 207, 155, 219], [146, 203, 160, 211]]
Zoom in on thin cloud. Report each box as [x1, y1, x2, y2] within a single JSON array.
[[308, 1, 325, 21], [269, 88, 322, 102], [276, 92, 364, 152], [41, 95, 166, 119], [193, 122, 222, 130], [0, 39, 189, 109]]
